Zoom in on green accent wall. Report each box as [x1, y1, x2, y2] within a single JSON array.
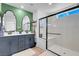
[[1, 3, 33, 32], [0, 4, 2, 16]]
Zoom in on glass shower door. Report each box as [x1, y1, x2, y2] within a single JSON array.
[[48, 12, 79, 53], [48, 15, 63, 49]]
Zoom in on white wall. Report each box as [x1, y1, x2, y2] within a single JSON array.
[[33, 10, 47, 50]]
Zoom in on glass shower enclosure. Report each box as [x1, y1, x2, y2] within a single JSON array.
[[39, 6, 79, 56]]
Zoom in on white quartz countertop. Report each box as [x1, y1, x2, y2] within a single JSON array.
[[2, 32, 34, 37]]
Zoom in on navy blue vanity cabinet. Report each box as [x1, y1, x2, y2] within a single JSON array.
[[0, 37, 10, 56], [10, 36, 19, 55], [0, 34, 36, 56]]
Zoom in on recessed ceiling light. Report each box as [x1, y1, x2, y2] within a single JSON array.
[[20, 5, 24, 9]]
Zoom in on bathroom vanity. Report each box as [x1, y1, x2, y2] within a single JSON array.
[[0, 33, 36, 56], [0, 4, 36, 56]]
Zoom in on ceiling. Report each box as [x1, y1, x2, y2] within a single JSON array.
[[8, 3, 78, 14]]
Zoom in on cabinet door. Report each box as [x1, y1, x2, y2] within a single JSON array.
[[10, 36, 19, 55], [24, 35, 31, 49], [0, 37, 10, 56], [24, 34, 35, 49], [18, 35, 25, 51], [28, 35, 35, 48], [18, 35, 35, 51]]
